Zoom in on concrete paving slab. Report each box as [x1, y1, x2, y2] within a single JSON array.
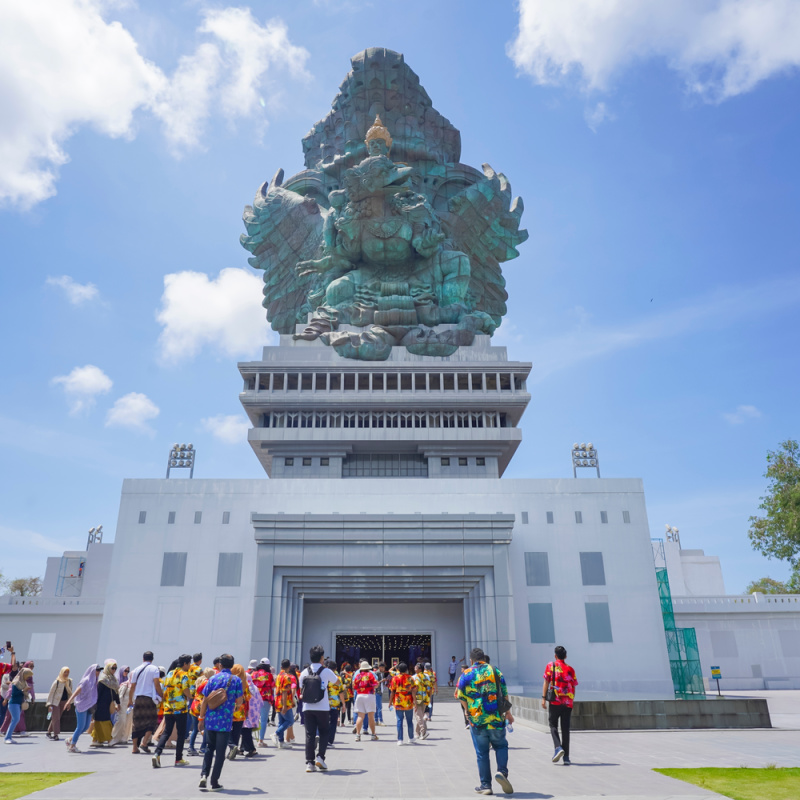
[[2, 703, 797, 799]]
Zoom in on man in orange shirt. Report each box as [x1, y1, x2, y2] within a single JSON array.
[[389, 662, 417, 745], [272, 659, 297, 749]]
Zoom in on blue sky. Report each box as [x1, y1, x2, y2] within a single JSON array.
[[1, 1, 799, 593]]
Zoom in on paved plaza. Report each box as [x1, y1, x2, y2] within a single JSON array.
[[1, 694, 799, 800]]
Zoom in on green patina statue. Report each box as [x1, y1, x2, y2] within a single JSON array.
[[241, 47, 527, 360]]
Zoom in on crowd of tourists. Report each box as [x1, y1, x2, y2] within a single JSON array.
[[1, 640, 578, 795]]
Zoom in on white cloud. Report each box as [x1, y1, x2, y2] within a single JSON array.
[[0, 2, 310, 208], [508, 0, 800, 101], [51, 364, 113, 414], [584, 101, 615, 132], [202, 414, 250, 444], [723, 404, 762, 425], [105, 391, 159, 434], [46, 275, 100, 305], [529, 274, 800, 382], [156, 267, 270, 363]]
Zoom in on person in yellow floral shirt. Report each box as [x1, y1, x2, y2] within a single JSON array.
[[185, 653, 203, 756], [325, 660, 345, 747], [339, 665, 354, 726], [389, 662, 417, 745], [227, 664, 253, 760], [151, 654, 192, 769], [413, 663, 432, 739]]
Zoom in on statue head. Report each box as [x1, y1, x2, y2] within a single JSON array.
[[365, 115, 392, 156]]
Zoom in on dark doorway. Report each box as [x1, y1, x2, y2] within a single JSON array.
[[335, 633, 432, 668]]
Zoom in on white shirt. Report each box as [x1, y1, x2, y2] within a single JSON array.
[[130, 662, 161, 702], [298, 665, 337, 712]]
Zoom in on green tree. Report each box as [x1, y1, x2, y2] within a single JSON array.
[[8, 576, 42, 597], [745, 576, 790, 594], [749, 439, 800, 566]]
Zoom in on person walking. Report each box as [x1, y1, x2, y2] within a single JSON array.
[[185, 654, 202, 754], [424, 662, 437, 719], [242, 668, 263, 757], [109, 666, 133, 746], [352, 660, 378, 742], [187, 667, 213, 756], [129, 651, 162, 754], [339, 663, 353, 726], [152, 654, 192, 768], [252, 659, 274, 747], [91, 660, 120, 747], [542, 645, 578, 766], [413, 663, 431, 740], [324, 660, 344, 747], [45, 667, 72, 741], [64, 664, 101, 753], [198, 653, 243, 791], [373, 662, 387, 726], [2, 668, 32, 744], [2, 660, 34, 737], [298, 645, 338, 772], [272, 659, 297, 748], [457, 647, 514, 795], [389, 662, 416, 745], [227, 663, 259, 759]]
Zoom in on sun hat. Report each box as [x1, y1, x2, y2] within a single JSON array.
[[359, 660, 371, 671], [248, 660, 259, 670]]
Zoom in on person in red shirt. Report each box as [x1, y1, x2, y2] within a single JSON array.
[[541, 645, 578, 765], [252, 659, 274, 747], [352, 661, 378, 741]]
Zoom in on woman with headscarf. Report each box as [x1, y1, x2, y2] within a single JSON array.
[[0, 660, 34, 736], [65, 663, 101, 752], [2, 668, 33, 743], [91, 660, 120, 746], [46, 667, 73, 740], [241, 667, 263, 758], [109, 666, 132, 746]]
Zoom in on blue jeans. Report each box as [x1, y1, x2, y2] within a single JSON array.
[[70, 709, 91, 745], [375, 693, 383, 723], [275, 709, 294, 742], [4, 703, 21, 741], [395, 708, 413, 740], [470, 725, 509, 788], [259, 703, 271, 741]]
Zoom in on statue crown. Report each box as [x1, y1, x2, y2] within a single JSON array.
[[365, 115, 392, 150]]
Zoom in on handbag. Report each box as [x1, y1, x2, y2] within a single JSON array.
[[206, 675, 233, 710], [492, 667, 512, 715], [21, 700, 29, 711], [545, 662, 557, 703]]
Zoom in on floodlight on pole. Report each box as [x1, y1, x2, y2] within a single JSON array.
[[86, 524, 103, 549], [166, 443, 196, 478], [571, 442, 600, 478], [665, 524, 681, 547]]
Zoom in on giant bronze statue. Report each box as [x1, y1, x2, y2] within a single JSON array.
[[241, 48, 527, 360]]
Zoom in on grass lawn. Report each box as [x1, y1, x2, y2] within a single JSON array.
[[0, 773, 89, 800], [655, 767, 800, 800]]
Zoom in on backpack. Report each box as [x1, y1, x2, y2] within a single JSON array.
[[301, 665, 326, 704], [206, 675, 233, 710]]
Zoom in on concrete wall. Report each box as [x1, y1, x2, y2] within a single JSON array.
[[674, 594, 800, 689], [302, 601, 464, 676]]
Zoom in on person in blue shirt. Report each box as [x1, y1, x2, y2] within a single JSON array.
[[198, 654, 243, 791], [3, 668, 32, 743]]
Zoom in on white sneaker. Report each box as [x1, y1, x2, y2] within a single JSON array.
[[315, 757, 327, 770], [271, 733, 278, 745], [355, 734, 361, 741], [397, 740, 404, 746], [306, 763, 316, 772]]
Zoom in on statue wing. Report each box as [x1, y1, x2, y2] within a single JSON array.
[[241, 169, 327, 334], [440, 164, 528, 325]]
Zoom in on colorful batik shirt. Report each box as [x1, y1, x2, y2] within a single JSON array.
[[274, 671, 297, 711], [252, 669, 274, 704], [327, 673, 343, 709], [162, 668, 190, 714], [187, 663, 202, 692], [202, 670, 243, 732], [190, 678, 208, 717], [457, 662, 508, 729], [414, 672, 432, 705], [390, 674, 415, 711], [543, 660, 578, 708], [352, 671, 377, 695], [233, 678, 250, 722], [340, 671, 353, 700]]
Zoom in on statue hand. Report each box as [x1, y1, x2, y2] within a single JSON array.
[[296, 254, 352, 277]]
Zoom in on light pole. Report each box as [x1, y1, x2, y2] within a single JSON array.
[[665, 524, 681, 547], [86, 525, 103, 549], [166, 443, 196, 478], [572, 442, 600, 478]]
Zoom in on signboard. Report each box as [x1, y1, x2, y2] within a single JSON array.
[[710, 666, 722, 680]]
